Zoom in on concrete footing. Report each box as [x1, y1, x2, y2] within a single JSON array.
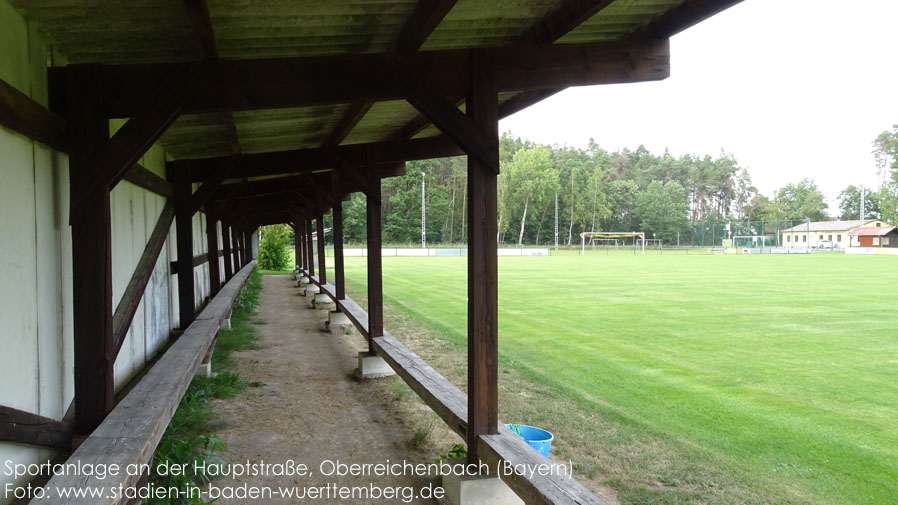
[[313, 293, 336, 311], [195, 362, 214, 378], [353, 351, 395, 379], [221, 317, 231, 330], [326, 310, 354, 335], [303, 284, 320, 307], [441, 458, 523, 505]]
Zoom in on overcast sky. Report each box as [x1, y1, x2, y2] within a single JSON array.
[[499, 0, 898, 211]]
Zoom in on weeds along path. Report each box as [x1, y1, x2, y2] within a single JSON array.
[[210, 274, 439, 504]]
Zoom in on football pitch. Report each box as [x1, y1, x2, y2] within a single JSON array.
[[340, 252, 898, 505]]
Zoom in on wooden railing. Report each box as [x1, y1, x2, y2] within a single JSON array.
[[35, 261, 256, 505], [304, 272, 607, 505]]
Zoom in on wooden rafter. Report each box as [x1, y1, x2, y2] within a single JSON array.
[[48, 39, 669, 118], [320, 0, 457, 148], [388, 0, 618, 140], [630, 0, 744, 39], [182, 0, 241, 155], [179, 135, 459, 182]]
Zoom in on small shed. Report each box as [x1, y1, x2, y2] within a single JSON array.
[[849, 226, 898, 248]]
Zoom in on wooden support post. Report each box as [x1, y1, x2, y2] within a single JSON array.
[[292, 223, 300, 271], [466, 55, 499, 462], [306, 219, 315, 276], [68, 64, 115, 436], [171, 169, 196, 329], [299, 220, 306, 270], [205, 208, 221, 296], [333, 203, 346, 300], [316, 216, 327, 284], [232, 227, 242, 269], [366, 154, 384, 352], [222, 222, 233, 280]]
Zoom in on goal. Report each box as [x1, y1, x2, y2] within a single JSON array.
[[732, 235, 773, 248], [580, 231, 646, 255]]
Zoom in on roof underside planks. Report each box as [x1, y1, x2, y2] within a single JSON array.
[[8, 0, 744, 222]]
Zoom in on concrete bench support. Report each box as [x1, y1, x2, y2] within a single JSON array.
[[441, 458, 523, 505], [313, 293, 336, 311], [354, 351, 395, 379], [326, 310, 354, 335]]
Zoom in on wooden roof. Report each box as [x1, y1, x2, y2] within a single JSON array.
[[11, 0, 741, 162]]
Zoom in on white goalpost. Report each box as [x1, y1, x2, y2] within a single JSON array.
[[732, 235, 772, 248], [580, 231, 646, 256]]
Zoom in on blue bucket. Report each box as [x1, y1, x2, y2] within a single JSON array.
[[506, 424, 553, 458]]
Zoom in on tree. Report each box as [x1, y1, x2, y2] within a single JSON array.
[[503, 147, 559, 246], [874, 126, 898, 225], [634, 181, 689, 243], [604, 179, 638, 231], [838, 185, 881, 220], [257, 224, 291, 271], [771, 179, 828, 221]]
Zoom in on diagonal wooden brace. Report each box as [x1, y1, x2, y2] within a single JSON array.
[[70, 62, 209, 223]]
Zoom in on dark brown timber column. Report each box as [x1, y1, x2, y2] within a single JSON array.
[[366, 154, 384, 352], [171, 169, 196, 329], [205, 208, 221, 296], [292, 223, 300, 271], [296, 219, 305, 270], [316, 216, 327, 284], [306, 219, 315, 277], [333, 203, 346, 300], [466, 55, 499, 462], [69, 64, 114, 435], [222, 221, 233, 280], [231, 227, 241, 269]]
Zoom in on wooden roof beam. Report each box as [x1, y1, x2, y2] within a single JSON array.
[[182, 0, 241, 155], [388, 0, 618, 140], [502, 0, 746, 121], [176, 134, 442, 182], [48, 39, 669, 118], [320, 0, 458, 148]]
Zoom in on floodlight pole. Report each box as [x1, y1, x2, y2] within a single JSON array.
[[806, 217, 810, 252], [421, 171, 426, 249], [860, 185, 865, 222], [554, 192, 559, 251]]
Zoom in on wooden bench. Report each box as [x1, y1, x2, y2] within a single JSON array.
[[36, 261, 256, 505], [303, 270, 607, 505]]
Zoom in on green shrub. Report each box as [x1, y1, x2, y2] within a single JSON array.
[[257, 224, 291, 271]]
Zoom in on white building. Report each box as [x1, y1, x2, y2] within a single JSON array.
[[781, 219, 886, 249]]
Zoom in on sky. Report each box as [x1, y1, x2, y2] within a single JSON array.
[[499, 0, 898, 212]]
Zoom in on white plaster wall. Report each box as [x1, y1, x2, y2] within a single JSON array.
[[0, 3, 64, 496], [0, 1, 221, 500]]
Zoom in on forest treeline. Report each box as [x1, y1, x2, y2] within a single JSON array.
[[323, 128, 898, 246]]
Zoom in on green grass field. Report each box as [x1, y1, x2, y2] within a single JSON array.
[[339, 253, 898, 505]]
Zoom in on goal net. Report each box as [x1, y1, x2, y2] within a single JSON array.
[[580, 232, 646, 255], [732, 235, 773, 248]]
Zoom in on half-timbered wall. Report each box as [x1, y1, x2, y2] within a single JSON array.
[[0, 1, 219, 499]]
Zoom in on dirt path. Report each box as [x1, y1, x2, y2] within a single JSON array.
[[210, 274, 440, 504]]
